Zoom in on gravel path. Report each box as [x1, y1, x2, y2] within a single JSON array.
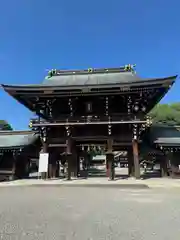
[[0, 187, 180, 239]]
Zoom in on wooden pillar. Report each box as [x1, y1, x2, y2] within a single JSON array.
[[107, 153, 115, 180], [56, 160, 60, 178], [41, 141, 48, 179], [160, 155, 168, 177], [71, 143, 78, 178], [128, 148, 134, 177], [132, 140, 140, 179], [12, 151, 17, 180], [168, 151, 176, 178], [52, 163, 57, 178], [170, 151, 177, 178], [24, 157, 30, 179], [83, 150, 89, 179], [43, 141, 48, 153], [66, 155, 72, 180], [66, 139, 72, 180], [60, 154, 66, 178], [49, 154, 57, 179], [49, 151, 57, 179], [48, 162, 53, 179], [76, 148, 81, 177], [106, 139, 115, 180]]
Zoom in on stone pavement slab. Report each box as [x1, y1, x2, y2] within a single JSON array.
[[1, 185, 180, 239], [1, 177, 180, 189]]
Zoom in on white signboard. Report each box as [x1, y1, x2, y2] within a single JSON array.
[[38, 153, 49, 173]]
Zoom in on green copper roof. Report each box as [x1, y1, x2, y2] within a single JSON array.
[[0, 131, 39, 149], [42, 71, 141, 86], [150, 125, 180, 146]]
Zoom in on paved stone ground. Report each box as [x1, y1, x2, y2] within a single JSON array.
[[1, 167, 177, 189], [2, 175, 180, 189], [0, 187, 180, 239]]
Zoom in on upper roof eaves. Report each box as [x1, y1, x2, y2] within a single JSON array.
[[0, 66, 178, 89]]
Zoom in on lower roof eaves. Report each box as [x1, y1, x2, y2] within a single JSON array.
[[154, 138, 180, 147], [0, 131, 39, 150]]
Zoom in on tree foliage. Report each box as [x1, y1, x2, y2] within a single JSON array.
[[149, 103, 180, 125], [0, 120, 13, 130]]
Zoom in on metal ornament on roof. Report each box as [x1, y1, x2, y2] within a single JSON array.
[[68, 98, 73, 117], [0, 149, 17, 153], [40, 127, 47, 143], [45, 69, 57, 79], [108, 116, 112, 136], [132, 123, 138, 140], [127, 96, 132, 114], [105, 96, 109, 116], [160, 146, 180, 153], [124, 64, 136, 72], [139, 123, 146, 135], [146, 116, 152, 127], [141, 106, 146, 112], [65, 125, 71, 137], [29, 120, 33, 129], [29, 118, 40, 132], [47, 100, 53, 118], [133, 102, 139, 112], [45, 64, 137, 79], [88, 68, 93, 73]]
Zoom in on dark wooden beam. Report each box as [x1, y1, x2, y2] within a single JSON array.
[[48, 143, 66, 147], [31, 120, 147, 127]]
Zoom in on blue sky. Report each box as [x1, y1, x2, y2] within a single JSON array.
[[0, 0, 179, 130]]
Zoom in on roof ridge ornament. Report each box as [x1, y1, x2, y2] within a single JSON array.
[[124, 64, 136, 73], [45, 64, 136, 79], [88, 68, 93, 73]]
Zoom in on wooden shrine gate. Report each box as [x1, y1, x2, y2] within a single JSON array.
[[2, 66, 176, 180]]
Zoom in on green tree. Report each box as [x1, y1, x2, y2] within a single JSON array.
[[149, 103, 180, 125], [171, 102, 180, 112], [0, 120, 13, 130]]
